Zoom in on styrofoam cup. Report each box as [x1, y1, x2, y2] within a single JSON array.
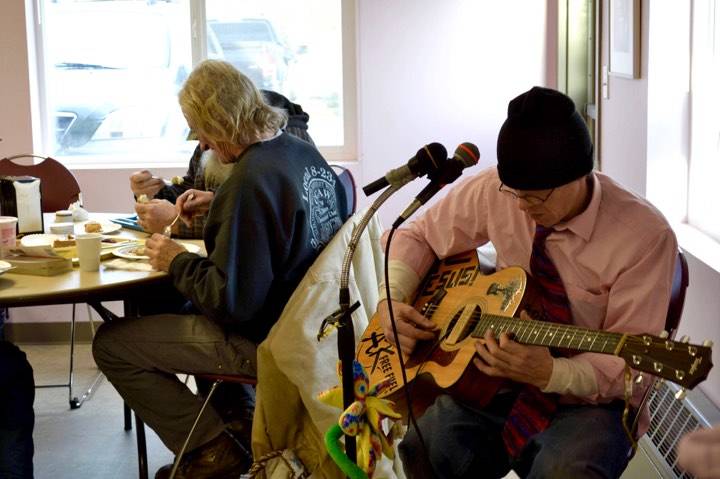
[[76, 233, 102, 272], [50, 222, 75, 235], [55, 209, 73, 222], [0, 216, 18, 257]]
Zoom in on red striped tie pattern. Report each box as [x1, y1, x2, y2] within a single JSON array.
[[501, 225, 572, 457]]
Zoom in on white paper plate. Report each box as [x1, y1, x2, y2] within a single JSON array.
[[20, 234, 131, 249], [20, 234, 58, 247], [112, 242, 201, 260], [0, 260, 13, 275]]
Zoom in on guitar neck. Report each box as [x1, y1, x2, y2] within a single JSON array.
[[471, 314, 624, 355]]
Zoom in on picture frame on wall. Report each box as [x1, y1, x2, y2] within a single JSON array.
[[609, 0, 640, 78]]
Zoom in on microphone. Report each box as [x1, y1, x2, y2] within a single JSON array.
[[393, 142, 480, 228], [362, 143, 447, 196]]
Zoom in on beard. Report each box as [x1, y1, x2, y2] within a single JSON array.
[[201, 149, 235, 191]]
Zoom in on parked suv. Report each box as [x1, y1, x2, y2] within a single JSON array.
[[208, 19, 293, 91]]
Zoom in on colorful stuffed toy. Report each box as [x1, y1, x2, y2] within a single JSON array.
[[318, 360, 402, 478]]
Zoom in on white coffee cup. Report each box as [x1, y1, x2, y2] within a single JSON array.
[[0, 216, 18, 258], [76, 233, 102, 272]]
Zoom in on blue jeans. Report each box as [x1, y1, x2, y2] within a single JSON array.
[[0, 341, 35, 479], [399, 393, 631, 479]]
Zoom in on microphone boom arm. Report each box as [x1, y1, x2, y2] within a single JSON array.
[[322, 183, 403, 466]]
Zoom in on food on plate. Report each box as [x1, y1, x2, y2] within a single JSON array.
[[137, 194, 149, 204], [129, 246, 146, 256], [171, 176, 184, 185], [84, 221, 102, 233], [53, 238, 76, 248], [101, 237, 128, 244]]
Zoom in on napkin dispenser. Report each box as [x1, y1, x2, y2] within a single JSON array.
[[0, 176, 44, 234]]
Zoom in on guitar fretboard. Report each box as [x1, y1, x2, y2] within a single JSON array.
[[471, 312, 623, 354]]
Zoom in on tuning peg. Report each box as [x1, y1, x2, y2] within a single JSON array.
[[675, 388, 687, 400], [659, 331, 669, 339], [680, 335, 690, 343], [704, 339, 714, 348], [634, 374, 644, 385], [654, 379, 665, 390]]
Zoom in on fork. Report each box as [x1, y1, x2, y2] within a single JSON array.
[[162, 193, 194, 238], [163, 214, 181, 238]]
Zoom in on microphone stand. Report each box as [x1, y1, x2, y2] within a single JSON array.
[[320, 183, 402, 469]]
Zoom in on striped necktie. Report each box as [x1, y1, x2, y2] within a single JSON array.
[[501, 225, 573, 457]]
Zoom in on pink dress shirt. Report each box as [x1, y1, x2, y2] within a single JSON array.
[[385, 167, 678, 415]]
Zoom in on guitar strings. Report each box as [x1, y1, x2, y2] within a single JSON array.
[[420, 303, 624, 354]]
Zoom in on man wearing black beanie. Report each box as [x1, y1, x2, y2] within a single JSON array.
[[374, 86, 678, 478]]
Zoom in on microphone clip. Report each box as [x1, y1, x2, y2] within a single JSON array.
[[317, 300, 361, 341]]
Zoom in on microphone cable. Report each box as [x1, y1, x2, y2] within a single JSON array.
[[383, 225, 431, 458]]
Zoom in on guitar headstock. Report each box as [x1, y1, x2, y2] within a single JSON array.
[[617, 334, 713, 389]]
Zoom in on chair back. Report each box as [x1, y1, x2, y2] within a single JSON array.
[[331, 164, 357, 219], [628, 249, 690, 446], [0, 155, 81, 212], [665, 250, 689, 337]]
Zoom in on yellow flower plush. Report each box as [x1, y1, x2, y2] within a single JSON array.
[[318, 360, 401, 477]]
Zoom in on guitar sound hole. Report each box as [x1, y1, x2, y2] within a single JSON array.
[[443, 305, 483, 344]]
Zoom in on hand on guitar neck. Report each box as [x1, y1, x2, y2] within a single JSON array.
[[473, 311, 553, 390], [377, 298, 438, 356]]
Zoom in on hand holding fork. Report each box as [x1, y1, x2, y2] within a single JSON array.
[[162, 193, 194, 237]]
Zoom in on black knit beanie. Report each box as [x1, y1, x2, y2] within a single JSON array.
[[496, 86, 593, 190]]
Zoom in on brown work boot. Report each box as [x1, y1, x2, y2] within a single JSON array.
[[155, 430, 252, 479]]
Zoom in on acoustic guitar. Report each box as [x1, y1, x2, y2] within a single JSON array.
[[356, 250, 712, 409]]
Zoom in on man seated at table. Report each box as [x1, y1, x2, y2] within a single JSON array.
[[92, 59, 347, 479], [130, 90, 316, 238]]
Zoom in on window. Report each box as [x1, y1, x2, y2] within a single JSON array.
[[689, 0, 720, 241], [36, 0, 356, 167]]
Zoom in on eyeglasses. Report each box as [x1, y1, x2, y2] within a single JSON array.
[[498, 183, 556, 206]]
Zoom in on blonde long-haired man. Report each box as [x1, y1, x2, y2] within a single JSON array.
[[93, 60, 348, 479]]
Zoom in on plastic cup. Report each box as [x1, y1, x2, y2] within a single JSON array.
[[76, 233, 102, 272], [0, 216, 18, 258]]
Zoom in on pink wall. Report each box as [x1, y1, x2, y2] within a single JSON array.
[[355, 0, 550, 226], [598, 0, 649, 196], [0, 0, 34, 155]]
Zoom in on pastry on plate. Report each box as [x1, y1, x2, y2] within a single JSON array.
[[84, 221, 102, 233]]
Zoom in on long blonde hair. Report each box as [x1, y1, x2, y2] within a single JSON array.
[[179, 60, 287, 160]]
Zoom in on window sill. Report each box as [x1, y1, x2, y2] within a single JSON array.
[[674, 223, 720, 274]]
